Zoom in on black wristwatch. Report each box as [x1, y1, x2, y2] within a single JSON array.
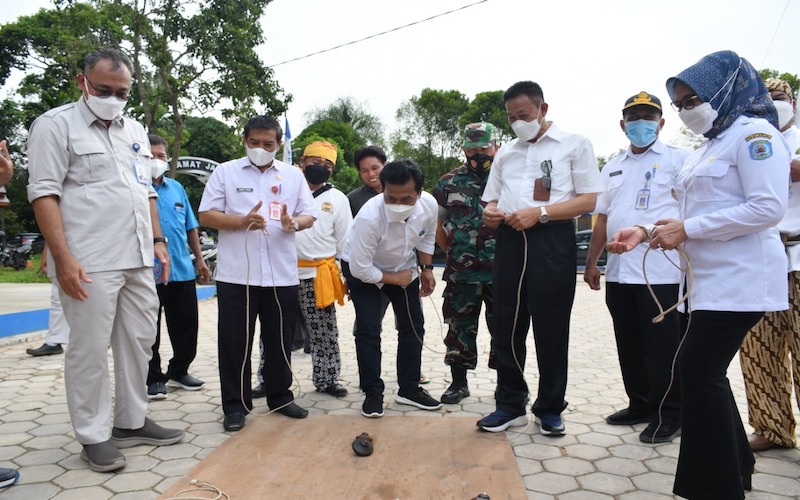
[[154, 236, 168, 245], [420, 264, 434, 271]]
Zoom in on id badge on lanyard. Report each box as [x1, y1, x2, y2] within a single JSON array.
[[131, 142, 149, 185]]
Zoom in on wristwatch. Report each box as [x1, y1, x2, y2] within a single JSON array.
[[420, 264, 434, 271], [154, 236, 168, 245], [539, 206, 550, 224]]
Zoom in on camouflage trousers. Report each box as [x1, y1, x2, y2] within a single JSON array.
[[442, 282, 495, 370]]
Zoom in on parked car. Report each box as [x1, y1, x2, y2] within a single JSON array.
[[576, 229, 606, 267], [6, 233, 45, 255]]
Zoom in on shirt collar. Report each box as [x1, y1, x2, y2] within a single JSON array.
[[513, 122, 565, 148], [621, 138, 666, 161], [240, 157, 285, 171]]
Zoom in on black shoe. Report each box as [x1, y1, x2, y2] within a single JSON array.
[[252, 383, 266, 398], [441, 382, 470, 404], [395, 387, 442, 410], [361, 393, 384, 418], [80, 441, 126, 472], [319, 384, 348, 397], [223, 412, 246, 432], [167, 374, 204, 391], [111, 417, 184, 448], [26, 343, 63, 356], [275, 402, 308, 419], [639, 423, 681, 443], [147, 381, 168, 401], [605, 407, 650, 426]]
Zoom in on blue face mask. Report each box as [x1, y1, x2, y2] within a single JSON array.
[[624, 119, 659, 148]]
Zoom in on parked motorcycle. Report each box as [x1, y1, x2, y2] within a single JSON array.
[[8, 241, 32, 270]]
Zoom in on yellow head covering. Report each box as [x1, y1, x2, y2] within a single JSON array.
[[303, 141, 338, 164], [765, 77, 793, 96]]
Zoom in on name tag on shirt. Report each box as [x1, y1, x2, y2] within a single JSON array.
[[237, 188, 253, 192], [133, 160, 149, 185]]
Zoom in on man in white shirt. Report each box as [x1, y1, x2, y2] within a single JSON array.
[[342, 159, 442, 418], [740, 77, 800, 452], [479, 80, 603, 435], [295, 141, 352, 396], [584, 92, 687, 443], [199, 115, 318, 432]]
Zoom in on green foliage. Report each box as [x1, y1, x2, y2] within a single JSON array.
[[396, 88, 469, 162], [0, 254, 50, 283], [759, 68, 800, 97], [460, 90, 513, 143], [305, 97, 385, 147], [0, 2, 124, 128], [389, 137, 460, 192]]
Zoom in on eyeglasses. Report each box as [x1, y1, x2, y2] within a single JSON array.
[[540, 160, 552, 190], [670, 95, 701, 112], [83, 74, 131, 101]]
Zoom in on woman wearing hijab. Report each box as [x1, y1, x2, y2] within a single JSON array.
[[607, 50, 791, 499]]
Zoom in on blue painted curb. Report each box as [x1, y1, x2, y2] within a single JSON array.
[[0, 285, 216, 339]]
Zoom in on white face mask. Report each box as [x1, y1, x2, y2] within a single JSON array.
[[84, 92, 127, 121], [773, 100, 796, 129], [246, 146, 276, 167], [679, 103, 719, 135], [385, 203, 415, 222], [510, 109, 542, 142], [150, 159, 169, 179]]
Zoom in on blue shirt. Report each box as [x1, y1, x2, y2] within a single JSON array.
[[153, 177, 199, 282]]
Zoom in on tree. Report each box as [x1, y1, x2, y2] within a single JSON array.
[[305, 97, 384, 147], [459, 90, 513, 143], [395, 88, 469, 168], [759, 69, 799, 98], [0, 2, 125, 130], [110, 0, 290, 174]]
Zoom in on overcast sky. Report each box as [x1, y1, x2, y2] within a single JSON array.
[[2, 0, 798, 158]]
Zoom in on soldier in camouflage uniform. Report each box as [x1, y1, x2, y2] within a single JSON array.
[[433, 122, 499, 404]]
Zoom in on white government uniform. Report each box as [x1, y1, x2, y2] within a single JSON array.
[[342, 191, 438, 285], [596, 140, 688, 284], [777, 126, 800, 270], [677, 115, 791, 312], [483, 123, 603, 210]]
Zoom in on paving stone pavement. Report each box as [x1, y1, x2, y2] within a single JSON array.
[[1, 271, 799, 499]]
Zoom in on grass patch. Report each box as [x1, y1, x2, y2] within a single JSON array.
[[0, 254, 51, 283]]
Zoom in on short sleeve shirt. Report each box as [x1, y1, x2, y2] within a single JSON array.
[[26, 99, 157, 275], [154, 177, 200, 282], [482, 123, 603, 211], [199, 157, 318, 287]]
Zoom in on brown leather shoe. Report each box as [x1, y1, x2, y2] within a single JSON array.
[[748, 432, 777, 452]]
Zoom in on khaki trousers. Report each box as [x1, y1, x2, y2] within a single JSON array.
[[60, 268, 158, 444]]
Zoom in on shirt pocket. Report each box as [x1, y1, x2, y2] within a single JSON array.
[[606, 175, 624, 193], [70, 139, 111, 183], [687, 161, 733, 203]]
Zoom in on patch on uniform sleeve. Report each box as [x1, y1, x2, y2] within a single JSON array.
[[748, 140, 773, 160], [745, 132, 772, 142], [321, 201, 333, 213]]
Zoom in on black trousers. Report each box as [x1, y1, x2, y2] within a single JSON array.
[[342, 261, 424, 396], [148, 280, 199, 385], [216, 281, 297, 415], [493, 222, 576, 416], [673, 310, 762, 500], [606, 282, 682, 425]]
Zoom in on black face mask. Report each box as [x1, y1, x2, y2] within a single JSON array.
[[466, 154, 493, 175], [304, 164, 331, 185]]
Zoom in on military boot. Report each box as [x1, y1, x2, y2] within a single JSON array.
[[441, 365, 470, 404]]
